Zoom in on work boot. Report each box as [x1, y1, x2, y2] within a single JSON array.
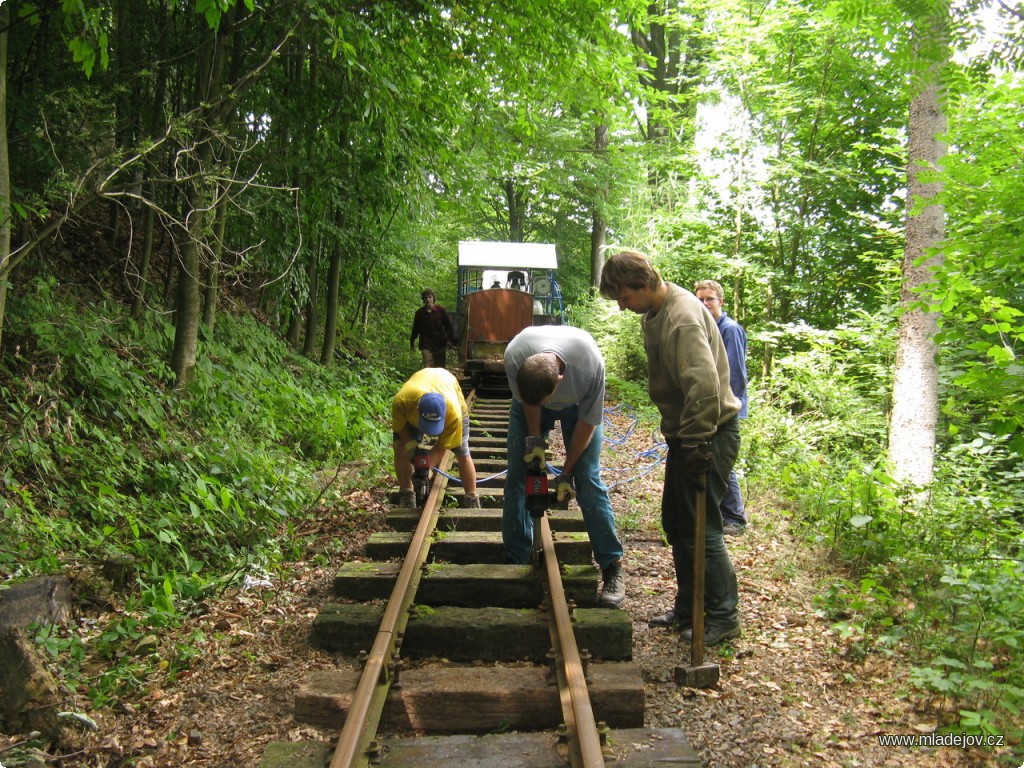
[[723, 522, 746, 537], [599, 561, 626, 608], [397, 489, 416, 507], [462, 493, 481, 509], [681, 623, 741, 646], [648, 609, 691, 630]]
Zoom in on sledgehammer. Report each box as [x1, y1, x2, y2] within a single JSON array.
[[675, 481, 721, 688]]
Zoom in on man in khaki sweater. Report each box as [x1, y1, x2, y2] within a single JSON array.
[[600, 249, 742, 645]]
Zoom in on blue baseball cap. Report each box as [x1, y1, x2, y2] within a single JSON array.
[[418, 393, 447, 436]]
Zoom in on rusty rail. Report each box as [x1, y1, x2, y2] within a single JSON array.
[[328, 444, 455, 768], [540, 513, 606, 768]]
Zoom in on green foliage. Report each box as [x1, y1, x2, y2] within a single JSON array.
[[814, 576, 900, 662], [3, 0, 1021, 754], [925, 72, 1024, 457], [748, 315, 893, 480], [739, 305, 1023, 751], [59, 0, 111, 77], [1, 279, 397, 703]]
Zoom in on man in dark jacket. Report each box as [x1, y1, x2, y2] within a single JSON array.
[[410, 289, 454, 369]]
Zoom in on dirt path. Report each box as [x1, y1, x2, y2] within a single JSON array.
[[623, 509, 998, 768]]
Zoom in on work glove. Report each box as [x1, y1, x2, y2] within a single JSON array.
[[523, 436, 547, 467], [404, 439, 419, 462], [555, 474, 576, 504], [680, 443, 715, 490]]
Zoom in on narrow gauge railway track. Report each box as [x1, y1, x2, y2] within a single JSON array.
[[260, 380, 701, 768]]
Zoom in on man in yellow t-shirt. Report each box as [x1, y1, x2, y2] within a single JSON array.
[[392, 368, 479, 508]]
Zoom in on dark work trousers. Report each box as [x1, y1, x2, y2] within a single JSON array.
[[662, 416, 741, 629]]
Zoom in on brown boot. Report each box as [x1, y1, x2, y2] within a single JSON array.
[[462, 493, 481, 509]]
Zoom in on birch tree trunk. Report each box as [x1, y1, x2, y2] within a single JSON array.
[[888, 19, 948, 489]]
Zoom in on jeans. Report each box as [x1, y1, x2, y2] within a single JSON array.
[[662, 417, 740, 628], [503, 399, 623, 569], [720, 468, 746, 526]]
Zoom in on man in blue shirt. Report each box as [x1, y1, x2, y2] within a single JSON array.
[[695, 280, 749, 536]]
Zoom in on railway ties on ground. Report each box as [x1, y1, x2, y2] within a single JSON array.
[[260, 387, 701, 768]]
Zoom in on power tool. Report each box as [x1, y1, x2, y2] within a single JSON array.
[[524, 455, 550, 518], [412, 445, 432, 508], [524, 435, 551, 517]]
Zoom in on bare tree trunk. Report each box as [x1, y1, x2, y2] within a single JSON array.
[[302, 244, 320, 358], [888, 21, 948, 489], [170, 8, 232, 386], [170, 207, 204, 387], [590, 123, 608, 291], [361, 278, 370, 330], [202, 187, 228, 332], [130, 182, 157, 320], [0, 4, 10, 349], [162, 204, 178, 306], [132, 51, 168, 321], [285, 286, 302, 346], [505, 179, 525, 242], [353, 263, 375, 332], [320, 225, 342, 365]]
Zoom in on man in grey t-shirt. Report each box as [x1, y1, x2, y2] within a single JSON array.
[[503, 326, 626, 608]]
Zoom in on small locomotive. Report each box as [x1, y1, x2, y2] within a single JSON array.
[[454, 241, 564, 386]]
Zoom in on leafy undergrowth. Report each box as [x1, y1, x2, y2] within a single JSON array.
[[0, 278, 397, 742]]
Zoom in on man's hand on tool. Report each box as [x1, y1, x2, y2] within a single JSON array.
[[555, 473, 576, 503], [681, 443, 715, 489], [524, 436, 547, 466]]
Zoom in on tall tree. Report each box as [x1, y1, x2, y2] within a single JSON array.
[[888, 4, 949, 488], [630, 1, 712, 192], [0, 2, 10, 350], [169, 7, 235, 387]]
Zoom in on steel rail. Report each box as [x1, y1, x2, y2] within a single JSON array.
[[539, 514, 606, 768], [328, 391, 477, 768]]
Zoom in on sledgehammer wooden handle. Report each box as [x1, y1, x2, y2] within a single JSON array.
[[691, 482, 707, 664]]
